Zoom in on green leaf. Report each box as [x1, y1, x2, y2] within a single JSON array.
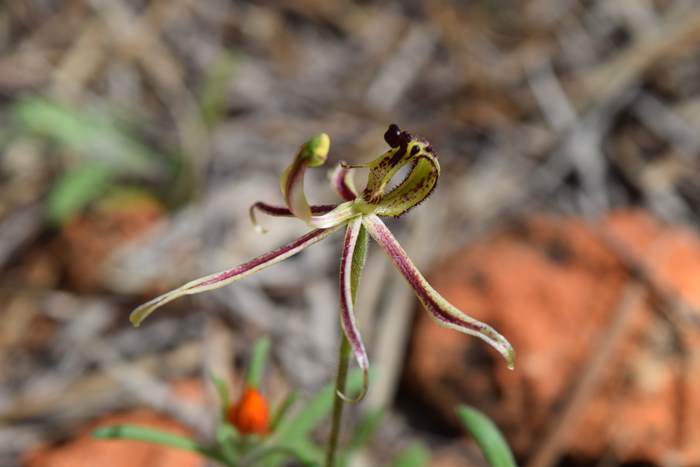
[[350, 224, 368, 298], [215, 418, 240, 465], [243, 445, 320, 467], [269, 390, 299, 433], [346, 408, 384, 452], [337, 408, 384, 467], [92, 424, 221, 461], [259, 370, 365, 466], [14, 97, 159, 175], [48, 163, 114, 223], [208, 370, 231, 419], [457, 405, 517, 467], [246, 337, 271, 389], [277, 369, 364, 439], [390, 442, 430, 467], [199, 52, 238, 128]]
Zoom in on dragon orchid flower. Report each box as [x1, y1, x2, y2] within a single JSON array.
[[130, 124, 515, 398]]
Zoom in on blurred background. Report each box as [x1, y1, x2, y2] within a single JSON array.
[[2, 0, 700, 466]]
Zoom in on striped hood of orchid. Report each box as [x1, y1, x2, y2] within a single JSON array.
[[129, 124, 515, 400]]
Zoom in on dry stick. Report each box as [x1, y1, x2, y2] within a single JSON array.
[[527, 55, 611, 215], [580, 3, 700, 109], [625, 94, 698, 222], [594, 226, 695, 453], [50, 20, 105, 100], [0, 202, 43, 269], [90, 0, 210, 197], [86, 340, 211, 437], [526, 282, 645, 467], [633, 94, 700, 162], [593, 225, 700, 329], [0, 342, 202, 422], [365, 23, 437, 113]]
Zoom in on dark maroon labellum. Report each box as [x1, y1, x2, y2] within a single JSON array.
[[384, 124, 402, 148]]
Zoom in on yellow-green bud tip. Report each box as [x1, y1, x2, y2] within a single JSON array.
[[302, 133, 330, 167]]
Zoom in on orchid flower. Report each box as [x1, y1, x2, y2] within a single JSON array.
[[130, 124, 515, 399]]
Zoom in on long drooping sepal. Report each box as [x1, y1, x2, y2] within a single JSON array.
[[280, 133, 330, 222], [129, 225, 342, 326], [248, 202, 337, 234], [338, 217, 369, 401], [330, 164, 357, 201], [362, 215, 515, 369]]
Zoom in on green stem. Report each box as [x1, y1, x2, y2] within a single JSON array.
[[325, 333, 351, 467], [325, 223, 368, 467]]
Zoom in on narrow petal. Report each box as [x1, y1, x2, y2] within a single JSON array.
[[130, 225, 342, 326], [279, 133, 330, 222], [338, 218, 369, 401], [308, 201, 359, 229], [249, 202, 337, 233], [362, 215, 515, 369], [329, 164, 357, 201]]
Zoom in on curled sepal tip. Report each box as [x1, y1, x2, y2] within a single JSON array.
[[280, 133, 330, 222], [336, 370, 369, 403], [337, 218, 370, 402], [362, 215, 515, 370], [248, 201, 337, 234], [129, 226, 341, 326], [249, 202, 271, 234]]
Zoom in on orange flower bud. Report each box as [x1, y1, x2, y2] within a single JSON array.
[[227, 387, 269, 435]]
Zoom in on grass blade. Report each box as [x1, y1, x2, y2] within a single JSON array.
[[390, 442, 430, 467], [457, 405, 517, 467], [246, 337, 271, 388], [93, 424, 221, 461]]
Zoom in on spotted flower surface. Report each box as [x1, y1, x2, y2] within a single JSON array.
[[130, 124, 515, 397]]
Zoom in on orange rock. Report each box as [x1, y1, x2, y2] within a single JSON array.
[[407, 210, 700, 464], [24, 379, 207, 467], [56, 191, 163, 292], [23, 409, 204, 467]]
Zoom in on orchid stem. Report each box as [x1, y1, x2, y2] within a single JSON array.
[[325, 332, 351, 467], [325, 223, 367, 467]]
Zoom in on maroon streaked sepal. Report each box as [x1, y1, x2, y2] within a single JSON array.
[[249, 201, 337, 234], [362, 215, 515, 369], [338, 217, 369, 401], [129, 225, 342, 326]]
